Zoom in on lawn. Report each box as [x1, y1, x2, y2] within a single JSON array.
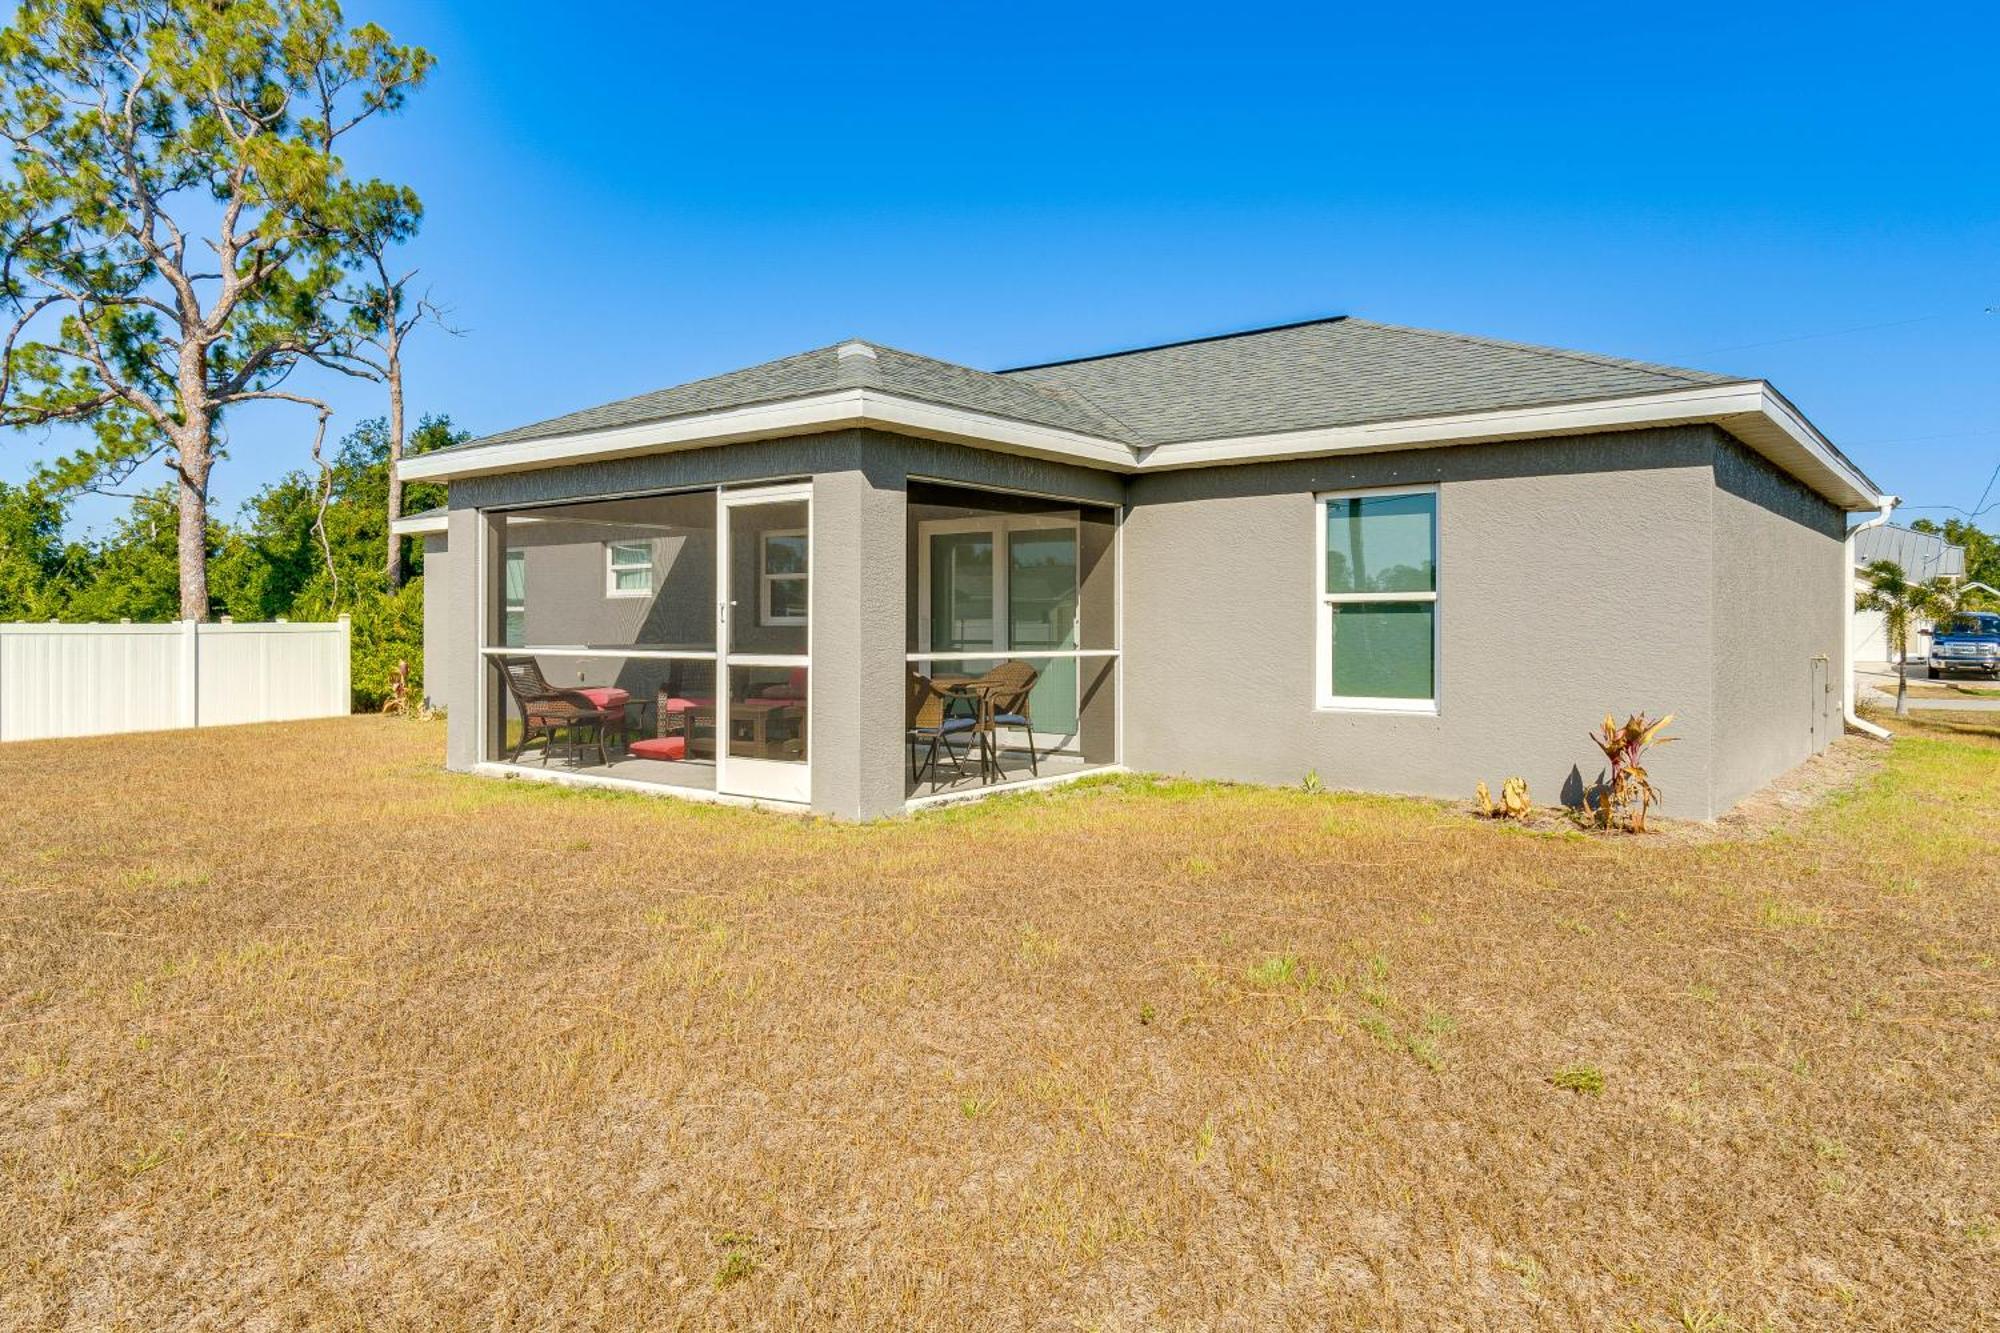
[[3, 717, 1996, 1329], [1873, 681, 2000, 701]]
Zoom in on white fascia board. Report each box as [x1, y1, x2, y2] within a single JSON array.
[[1740, 382, 1886, 509], [389, 511, 450, 536], [397, 389, 872, 481], [854, 390, 1136, 468], [399, 378, 1885, 511], [395, 388, 1138, 483], [1136, 381, 1885, 510]]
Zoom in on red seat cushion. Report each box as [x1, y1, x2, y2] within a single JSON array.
[[628, 735, 687, 761], [574, 687, 630, 709], [757, 667, 809, 701], [660, 695, 711, 713]]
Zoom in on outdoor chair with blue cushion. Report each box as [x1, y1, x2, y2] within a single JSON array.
[[907, 671, 976, 789], [972, 659, 1041, 777]]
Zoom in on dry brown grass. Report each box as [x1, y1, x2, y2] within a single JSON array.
[[3, 717, 1996, 1330]]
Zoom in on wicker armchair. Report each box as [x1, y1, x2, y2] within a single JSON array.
[[971, 659, 1042, 776], [499, 656, 616, 766], [907, 670, 975, 789]]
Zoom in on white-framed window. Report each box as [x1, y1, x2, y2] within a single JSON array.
[[605, 539, 655, 598], [503, 550, 526, 647], [759, 528, 808, 626], [1315, 485, 1438, 712]]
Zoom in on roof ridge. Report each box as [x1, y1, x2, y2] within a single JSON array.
[[856, 340, 1142, 442], [1339, 318, 1735, 386], [1012, 377, 1147, 444], [1876, 521, 1962, 541], [995, 315, 1351, 373]]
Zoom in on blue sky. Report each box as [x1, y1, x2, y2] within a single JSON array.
[[17, 1, 2000, 530]]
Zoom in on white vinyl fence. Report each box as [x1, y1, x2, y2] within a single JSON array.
[[0, 618, 351, 743]]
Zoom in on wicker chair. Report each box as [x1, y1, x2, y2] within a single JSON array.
[[499, 656, 616, 766], [907, 670, 975, 789], [971, 659, 1042, 777]]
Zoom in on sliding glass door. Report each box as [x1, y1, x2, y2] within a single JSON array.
[[917, 514, 1080, 747]]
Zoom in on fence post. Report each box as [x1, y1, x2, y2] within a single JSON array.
[[337, 613, 353, 715], [180, 619, 200, 728]]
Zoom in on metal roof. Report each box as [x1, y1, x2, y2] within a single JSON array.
[[1853, 523, 1967, 579]]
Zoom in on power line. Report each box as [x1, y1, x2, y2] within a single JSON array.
[[1970, 455, 2000, 521], [1844, 426, 2000, 449], [1688, 312, 1958, 358]]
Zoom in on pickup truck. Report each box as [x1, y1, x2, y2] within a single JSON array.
[[1927, 611, 2000, 680]]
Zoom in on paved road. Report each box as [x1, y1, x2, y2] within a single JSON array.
[[1857, 666, 2000, 713]]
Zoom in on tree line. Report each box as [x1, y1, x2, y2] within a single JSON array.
[[0, 411, 454, 705], [0, 0, 442, 690]]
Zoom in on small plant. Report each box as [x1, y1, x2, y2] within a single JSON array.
[[712, 1232, 759, 1289], [1404, 1032, 1444, 1071], [1301, 769, 1325, 794], [378, 659, 437, 720], [1758, 898, 1824, 929], [1421, 1011, 1457, 1037], [1548, 1063, 1605, 1096], [1583, 713, 1675, 832], [1476, 776, 1533, 819], [1192, 1116, 1216, 1164], [1137, 1002, 1157, 1025], [1245, 954, 1300, 989]]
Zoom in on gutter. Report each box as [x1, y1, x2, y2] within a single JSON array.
[[398, 381, 1884, 510], [1844, 496, 1898, 740]]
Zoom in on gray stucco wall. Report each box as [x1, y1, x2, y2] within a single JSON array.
[[1120, 426, 1727, 817], [1709, 436, 1846, 810], [420, 533, 449, 709], [440, 506, 489, 771], [427, 420, 1845, 820]]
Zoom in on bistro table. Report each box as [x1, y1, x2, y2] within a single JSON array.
[[936, 676, 1000, 784]]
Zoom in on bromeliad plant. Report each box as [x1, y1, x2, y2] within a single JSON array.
[[1584, 713, 1676, 832], [1475, 776, 1532, 819]]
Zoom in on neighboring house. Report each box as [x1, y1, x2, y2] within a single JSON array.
[[392, 316, 1890, 821], [1850, 523, 1966, 663]]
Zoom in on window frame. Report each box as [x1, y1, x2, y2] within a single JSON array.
[[1313, 484, 1440, 714], [758, 527, 809, 627], [502, 549, 527, 648], [603, 539, 656, 599]]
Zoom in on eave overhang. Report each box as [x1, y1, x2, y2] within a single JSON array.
[[398, 380, 1886, 512]]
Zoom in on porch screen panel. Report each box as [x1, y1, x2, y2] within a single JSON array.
[[488, 490, 720, 769], [1008, 527, 1079, 735]]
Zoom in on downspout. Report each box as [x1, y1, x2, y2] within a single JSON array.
[[1844, 495, 1898, 740]]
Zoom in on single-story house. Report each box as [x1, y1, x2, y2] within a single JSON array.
[[1849, 523, 1965, 664], [393, 316, 1891, 821]]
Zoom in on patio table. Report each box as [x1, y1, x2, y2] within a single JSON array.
[[939, 678, 1000, 784], [653, 684, 801, 760]]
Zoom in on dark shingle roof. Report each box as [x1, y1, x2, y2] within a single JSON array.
[[1000, 317, 1738, 444], [450, 340, 1139, 453], [445, 316, 1742, 457]]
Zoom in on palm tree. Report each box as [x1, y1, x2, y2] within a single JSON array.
[[1857, 559, 1960, 717]]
